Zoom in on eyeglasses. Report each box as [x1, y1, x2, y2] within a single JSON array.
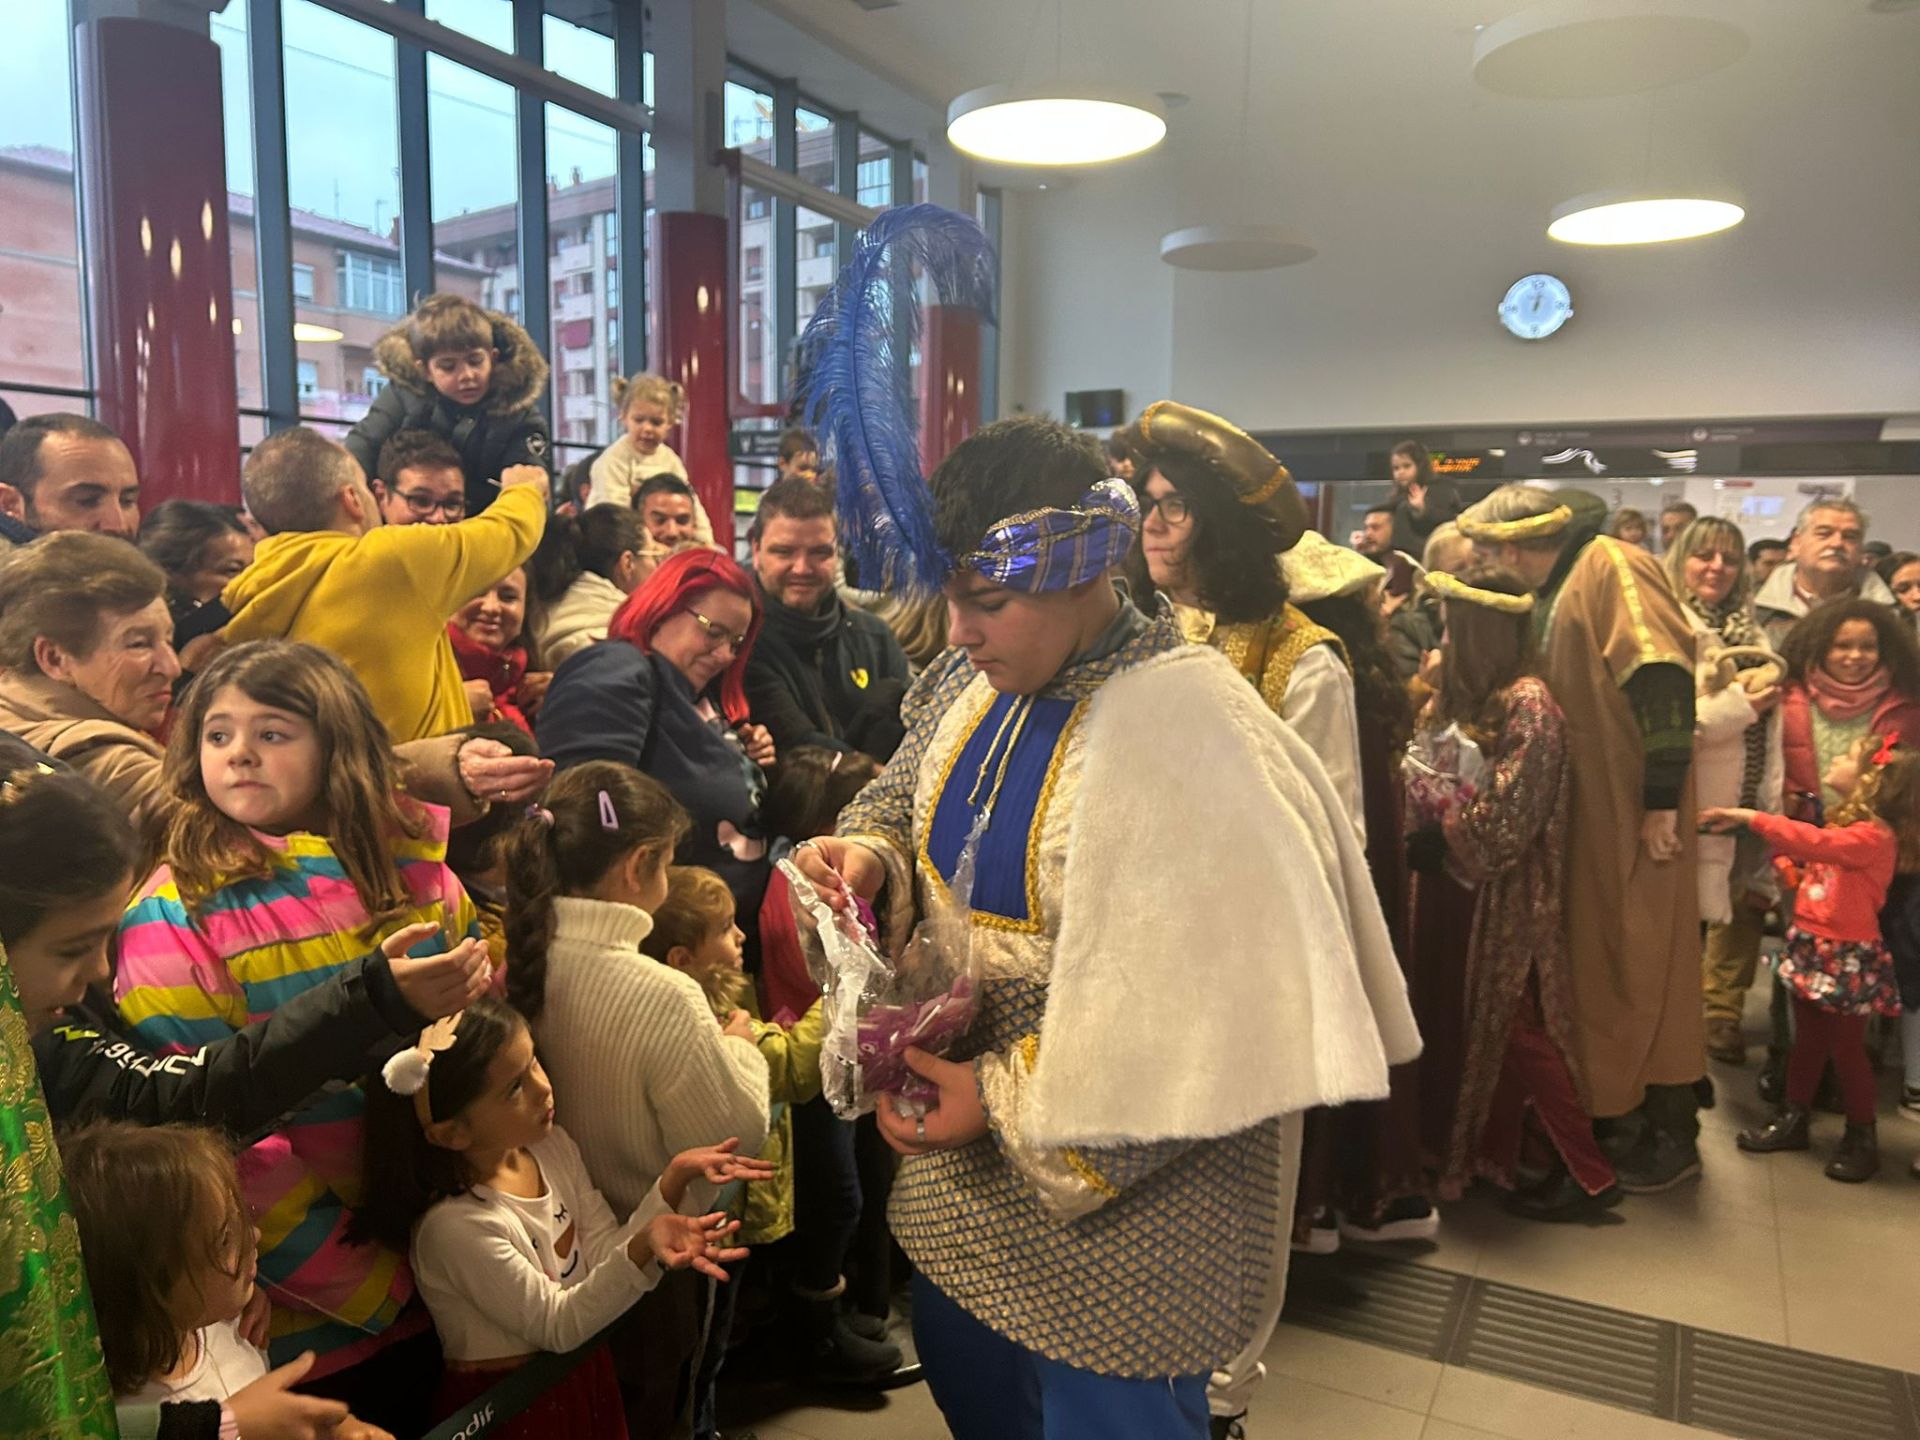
[[686, 608, 750, 650], [396, 490, 466, 519], [1141, 493, 1191, 526]]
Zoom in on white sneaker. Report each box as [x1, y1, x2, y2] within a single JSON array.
[[1290, 1209, 1341, 1255], [1338, 1200, 1440, 1244], [1899, 1086, 1920, 1121]]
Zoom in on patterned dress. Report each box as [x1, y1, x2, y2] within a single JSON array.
[[1441, 678, 1579, 1191], [840, 607, 1289, 1379]]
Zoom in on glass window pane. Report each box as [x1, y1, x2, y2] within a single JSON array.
[[427, 54, 521, 338], [796, 105, 835, 190], [737, 185, 777, 407], [546, 105, 622, 447], [725, 81, 774, 154], [0, 2, 87, 399], [283, 0, 403, 425], [857, 129, 892, 208], [543, 6, 615, 97], [913, 155, 928, 204], [424, 0, 514, 51], [213, 3, 260, 418]]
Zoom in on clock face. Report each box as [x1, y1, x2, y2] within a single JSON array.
[[1499, 273, 1574, 340]]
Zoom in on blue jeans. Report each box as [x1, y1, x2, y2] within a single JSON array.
[[911, 1274, 1210, 1440]]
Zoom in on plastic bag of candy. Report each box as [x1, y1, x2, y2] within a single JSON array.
[[1401, 723, 1486, 831], [778, 823, 981, 1120]]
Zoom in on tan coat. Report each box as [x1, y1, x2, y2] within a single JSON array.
[[0, 669, 172, 847], [0, 668, 475, 860], [1543, 536, 1701, 1118]]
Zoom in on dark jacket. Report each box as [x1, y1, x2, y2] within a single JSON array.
[[345, 308, 553, 517], [34, 952, 423, 1141], [537, 643, 771, 922], [1388, 477, 1463, 557], [745, 588, 912, 762]]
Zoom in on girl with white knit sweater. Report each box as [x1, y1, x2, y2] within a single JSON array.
[[352, 995, 769, 1438], [501, 761, 775, 1427]]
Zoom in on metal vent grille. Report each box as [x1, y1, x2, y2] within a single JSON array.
[[1286, 1251, 1920, 1439]]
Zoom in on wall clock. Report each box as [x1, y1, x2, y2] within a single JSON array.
[[1499, 273, 1574, 340]]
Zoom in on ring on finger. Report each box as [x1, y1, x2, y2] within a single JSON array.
[[915, 1115, 927, 1143]]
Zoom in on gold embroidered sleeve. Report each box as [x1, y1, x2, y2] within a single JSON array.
[[978, 1033, 1114, 1221]]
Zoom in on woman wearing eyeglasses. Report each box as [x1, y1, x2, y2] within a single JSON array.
[[537, 547, 779, 925]]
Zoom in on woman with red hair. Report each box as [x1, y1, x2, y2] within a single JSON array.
[[537, 547, 779, 920]]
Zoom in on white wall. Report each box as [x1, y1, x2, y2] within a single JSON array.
[[997, 9, 1920, 435]]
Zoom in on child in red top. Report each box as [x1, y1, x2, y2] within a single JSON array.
[[1702, 733, 1920, 1182]]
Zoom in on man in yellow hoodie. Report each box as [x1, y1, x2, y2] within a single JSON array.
[[224, 426, 548, 741]]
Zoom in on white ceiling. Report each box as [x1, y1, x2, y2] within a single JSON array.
[[732, 0, 1920, 237], [733, 0, 1920, 435]]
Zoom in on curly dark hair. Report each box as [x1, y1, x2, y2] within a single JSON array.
[[1297, 592, 1414, 753], [1132, 450, 1290, 626], [1780, 597, 1920, 696]]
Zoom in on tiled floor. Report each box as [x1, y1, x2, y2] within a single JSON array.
[[740, 986, 1920, 1438]]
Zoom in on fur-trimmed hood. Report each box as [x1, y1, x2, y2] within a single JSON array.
[[371, 307, 550, 416]]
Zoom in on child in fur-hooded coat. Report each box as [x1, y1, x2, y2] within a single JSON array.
[[346, 300, 554, 519]]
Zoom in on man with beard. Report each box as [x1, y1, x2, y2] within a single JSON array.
[[744, 476, 910, 761], [0, 414, 141, 558]]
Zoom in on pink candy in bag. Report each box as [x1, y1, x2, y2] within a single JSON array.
[[779, 826, 982, 1120]]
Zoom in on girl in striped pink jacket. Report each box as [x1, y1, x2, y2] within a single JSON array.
[[115, 640, 482, 1421]]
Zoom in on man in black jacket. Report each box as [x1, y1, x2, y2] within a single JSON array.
[[744, 478, 910, 762]]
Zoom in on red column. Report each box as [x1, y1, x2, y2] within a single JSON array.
[[75, 18, 241, 507], [919, 304, 982, 478], [651, 210, 732, 553]]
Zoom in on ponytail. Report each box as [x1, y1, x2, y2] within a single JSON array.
[[501, 762, 691, 1021]]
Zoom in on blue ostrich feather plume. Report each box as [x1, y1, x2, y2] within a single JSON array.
[[791, 203, 998, 596]]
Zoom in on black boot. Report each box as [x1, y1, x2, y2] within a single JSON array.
[[1503, 1165, 1622, 1222], [1825, 1122, 1880, 1183], [1737, 1104, 1811, 1153], [1614, 1130, 1703, 1192], [1757, 1049, 1787, 1106], [787, 1284, 904, 1387], [1210, 1414, 1247, 1440]]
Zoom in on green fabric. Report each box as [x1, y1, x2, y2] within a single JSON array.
[[1812, 708, 1873, 811], [1624, 663, 1696, 810], [0, 942, 118, 1438]]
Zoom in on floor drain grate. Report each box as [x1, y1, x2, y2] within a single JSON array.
[[1285, 1251, 1920, 1439]]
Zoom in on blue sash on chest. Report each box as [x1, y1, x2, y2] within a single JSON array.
[[924, 694, 1079, 926]]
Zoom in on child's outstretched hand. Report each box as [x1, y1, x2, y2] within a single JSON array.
[[629, 1212, 747, 1280], [383, 924, 493, 1020], [663, 1137, 776, 1209], [1698, 806, 1757, 835]]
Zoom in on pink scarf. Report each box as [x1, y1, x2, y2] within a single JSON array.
[[1805, 662, 1891, 722]]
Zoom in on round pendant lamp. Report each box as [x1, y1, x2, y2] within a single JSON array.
[[1548, 191, 1744, 245], [1159, 224, 1317, 271], [1473, 1, 1749, 99], [946, 85, 1167, 167]]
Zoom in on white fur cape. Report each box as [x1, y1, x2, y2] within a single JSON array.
[[1025, 643, 1423, 1151]]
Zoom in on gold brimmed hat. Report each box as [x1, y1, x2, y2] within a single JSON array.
[[1422, 569, 1535, 615], [1125, 400, 1309, 551], [1282, 529, 1386, 604], [1456, 484, 1583, 544]]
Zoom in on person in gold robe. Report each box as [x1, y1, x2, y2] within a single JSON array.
[[1457, 485, 1703, 1193]]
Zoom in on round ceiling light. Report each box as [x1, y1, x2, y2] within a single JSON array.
[[1159, 224, 1317, 271], [1548, 192, 1744, 245], [1473, 1, 1749, 99], [946, 85, 1167, 166]]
